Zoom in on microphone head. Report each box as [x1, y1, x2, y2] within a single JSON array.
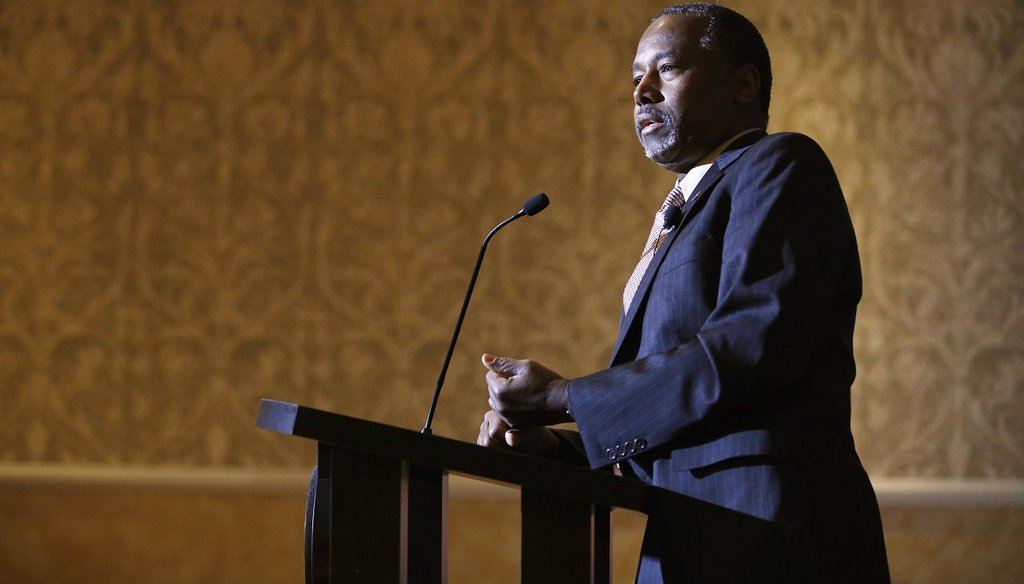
[[522, 193, 550, 216], [663, 205, 683, 230]]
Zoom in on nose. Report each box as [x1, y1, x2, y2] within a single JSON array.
[[633, 71, 662, 106]]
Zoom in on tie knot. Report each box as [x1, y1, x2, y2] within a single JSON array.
[[663, 185, 685, 209], [657, 186, 685, 223]]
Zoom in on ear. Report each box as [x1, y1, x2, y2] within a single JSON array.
[[733, 63, 760, 106]]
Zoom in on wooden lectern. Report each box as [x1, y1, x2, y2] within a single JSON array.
[[256, 398, 663, 584], [258, 399, 818, 584]]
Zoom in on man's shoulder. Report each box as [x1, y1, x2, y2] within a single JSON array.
[[726, 131, 837, 179], [749, 131, 832, 162]]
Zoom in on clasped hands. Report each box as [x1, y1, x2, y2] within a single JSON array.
[[476, 353, 572, 457]]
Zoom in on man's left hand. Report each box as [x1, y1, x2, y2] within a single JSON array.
[[482, 353, 572, 427]]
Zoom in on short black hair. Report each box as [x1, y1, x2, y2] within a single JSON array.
[[654, 3, 772, 116]]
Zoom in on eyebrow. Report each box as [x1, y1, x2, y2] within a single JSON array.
[[631, 50, 680, 74]]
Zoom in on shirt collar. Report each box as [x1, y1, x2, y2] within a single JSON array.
[[675, 128, 762, 201]]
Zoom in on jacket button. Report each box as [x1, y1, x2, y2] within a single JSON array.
[[635, 439, 647, 450], [606, 448, 615, 460]]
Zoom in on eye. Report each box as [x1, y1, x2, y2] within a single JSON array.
[[659, 64, 676, 74], [632, 75, 643, 87]]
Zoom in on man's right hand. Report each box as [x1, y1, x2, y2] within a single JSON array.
[[476, 409, 561, 457]]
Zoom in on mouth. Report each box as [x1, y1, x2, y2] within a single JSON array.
[[639, 119, 663, 134], [635, 109, 667, 135]]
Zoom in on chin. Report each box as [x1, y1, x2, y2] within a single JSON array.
[[643, 142, 674, 163], [644, 148, 681, 168]]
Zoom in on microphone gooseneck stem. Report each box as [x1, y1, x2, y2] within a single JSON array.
[[420, 210, 525, 435]]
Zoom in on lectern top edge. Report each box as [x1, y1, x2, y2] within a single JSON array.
[[255, 398, 655, 513]]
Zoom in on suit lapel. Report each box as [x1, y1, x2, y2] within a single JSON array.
[[609, 131, 766, 366]]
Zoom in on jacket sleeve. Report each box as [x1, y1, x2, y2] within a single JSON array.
[[566, 133, 860, 469]]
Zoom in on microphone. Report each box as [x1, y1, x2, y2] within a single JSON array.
[[521, 192, 550, 216], [421, 193, 550, 434], [663, 205, 683, 230]]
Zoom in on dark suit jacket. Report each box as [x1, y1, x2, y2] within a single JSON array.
[[565, 131, 890, 583]]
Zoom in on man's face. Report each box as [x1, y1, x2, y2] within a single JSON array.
[[632, 14, 739, 173]]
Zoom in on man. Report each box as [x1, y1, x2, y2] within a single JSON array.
[[478, 3, 890, 583]]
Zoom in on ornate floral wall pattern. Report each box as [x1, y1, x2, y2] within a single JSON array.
[[0, 0, 1021, 481]]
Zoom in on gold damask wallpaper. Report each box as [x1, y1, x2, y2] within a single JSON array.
[[1, 0, 1019, 477], [0, 0, 1022, 582]]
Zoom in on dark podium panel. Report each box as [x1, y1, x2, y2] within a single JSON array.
[[256, 399, 662, 584]]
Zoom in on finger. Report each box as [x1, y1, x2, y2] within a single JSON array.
[[479, 412, 509, 447], [486, 393, 516, 428], [481, 353, 500, 369], [482, 353, 519, 377], [485, 410, 511, 441], [505, 428, 538, 449], [504, 427, 556, 457], [477, 419, 492, 447], [486, 373, 510, 407], [478, 417, 501, 447], [490, 421, 511, 441], [485, 369, 508, 389]]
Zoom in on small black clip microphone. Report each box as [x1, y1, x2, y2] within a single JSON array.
[[663, 205, 683, 230]]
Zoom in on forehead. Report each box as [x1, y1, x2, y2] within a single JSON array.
[[633, 14, 708, 65]]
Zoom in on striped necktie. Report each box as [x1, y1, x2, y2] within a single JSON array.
[[622, 185, 685, 312]]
